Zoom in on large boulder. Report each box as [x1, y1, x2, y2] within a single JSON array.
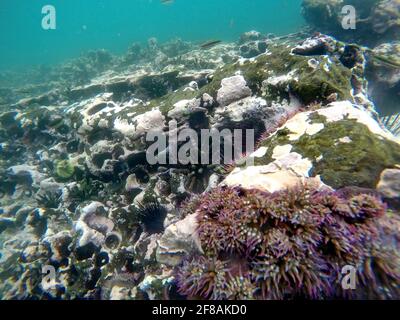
[[224, 101, 400, 191]]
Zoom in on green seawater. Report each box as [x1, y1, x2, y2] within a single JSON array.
[[0, 0, 305, 71]]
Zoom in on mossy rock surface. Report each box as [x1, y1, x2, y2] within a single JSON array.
[[150, 88, 198, 117], [145, 44, 353, 117], [258, 115, 400, 189]]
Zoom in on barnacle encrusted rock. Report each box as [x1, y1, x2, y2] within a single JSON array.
[[6, 165, 46, 188], [114, 109, 165, 140], [223, 154, 324, 193], [75, 201, 114, 250]]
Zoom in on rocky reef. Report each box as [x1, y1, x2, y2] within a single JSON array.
[[0, 28, 400, 300], [301, 0, 400, 117], [301, 0, 400, 45]]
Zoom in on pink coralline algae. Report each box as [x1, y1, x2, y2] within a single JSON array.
[[175, 185, 400, 300]]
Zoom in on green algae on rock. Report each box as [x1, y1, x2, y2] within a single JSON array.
[[255, 101, 400, 189], [195, 44, 353, 105]]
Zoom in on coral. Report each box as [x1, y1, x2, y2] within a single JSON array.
[[179, 195, 202, 218], [174, 185, 400, 300]]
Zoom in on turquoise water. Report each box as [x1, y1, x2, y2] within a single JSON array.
[[0, 0, 304, 70]]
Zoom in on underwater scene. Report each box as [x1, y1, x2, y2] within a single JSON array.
[[0, 0, 399, 301]]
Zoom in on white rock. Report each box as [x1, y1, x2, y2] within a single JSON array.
[[7, 165, 46, 187], [156, 213, 203, 266], [283, 112, 325, 141], [167, 98, 203, 121], [110, 286, 131, 300], [75, 220, 105, 248], [114, 109, 165, 139], [222, 150, 322, 193], [377, 168, 400, 199], [216, 75, 252, 107]]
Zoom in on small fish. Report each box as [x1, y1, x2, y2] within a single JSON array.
[[15, 89, 32, 94], [160, 0, 174, 5], [200, 40, 222, 50]]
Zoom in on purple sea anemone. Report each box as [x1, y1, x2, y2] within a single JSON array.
[[175, 185, 400, 300]]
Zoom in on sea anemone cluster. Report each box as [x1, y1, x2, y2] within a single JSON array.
[[174, 185, 400, 300]]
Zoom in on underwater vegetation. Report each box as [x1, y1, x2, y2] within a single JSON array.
[[175, 185, 400, 300]]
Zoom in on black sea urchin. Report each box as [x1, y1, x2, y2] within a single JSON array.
[[137, 201, 167, 234]]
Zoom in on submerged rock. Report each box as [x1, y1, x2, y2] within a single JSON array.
[[239, 30, 265, 44], [216, 75, 252, 107], [377, 168, 400, 205], [366, 41, 400, 115], [252, 101, 400, 190], [156, 213, 202, 267], [301, 0, 400, 45]]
